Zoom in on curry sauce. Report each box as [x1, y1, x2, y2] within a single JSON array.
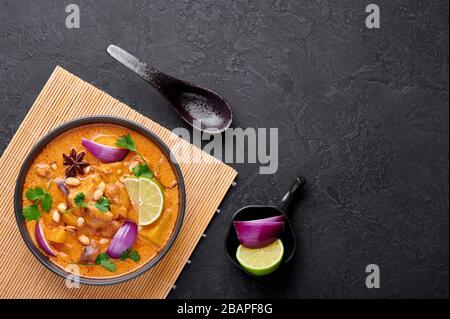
[[22, 124, 180, 278]]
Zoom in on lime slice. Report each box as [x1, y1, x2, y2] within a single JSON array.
[[236, 239, 284, 276], [123, 176, 164, 226], [123, 177, 140, 210], [138, 177, 164, 226]]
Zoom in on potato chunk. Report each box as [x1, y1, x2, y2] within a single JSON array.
[[46, 226, 70, 244]]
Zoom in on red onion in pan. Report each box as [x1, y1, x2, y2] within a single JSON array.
[[233, 220, 285, 249], [35, 220, 57, 257], [243, 215, 285, 223], [106, 220, 138, 259], [55, 178, 69, 196], [82, 138, 129, 163]]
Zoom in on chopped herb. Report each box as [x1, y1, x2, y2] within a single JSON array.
[[25, 187, 52, 212], [116, 134, 136, 152], [41, 193, 52, 212], [95, 196, 110, 212], [116, 134, 148, 164], [121, 249, 141, 262], [95, 252, 116, 272], [22, 204, 41, 221], [132, 164, 154, 179], [74, 192, 88, 208], [26, 187, 45, 201]]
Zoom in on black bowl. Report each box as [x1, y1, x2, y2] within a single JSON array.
[[14, 116, 186, 285], [224, 176, 306, 276]]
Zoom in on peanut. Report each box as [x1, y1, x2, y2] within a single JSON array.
[[77, 217, 85, 227], [65, 177, 80, 186], [98, 181, 106, 192], [65, 226, 77, 232], [93, 189, 104, 201], [99, 238, 109, 245], [51, 210, 60, 223], [78, 235, 90, 246], [56, 203, 67, 213]]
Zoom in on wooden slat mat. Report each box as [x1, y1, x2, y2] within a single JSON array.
[[0, 66, 237, 299]]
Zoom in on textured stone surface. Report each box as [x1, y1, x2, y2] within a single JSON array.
[[0, 0, 448, 298]]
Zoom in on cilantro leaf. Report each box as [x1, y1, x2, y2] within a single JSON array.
[[95, 196, 110, 212], [132, 164, 154, 179], [26, 187, 45, 201], [41, 193, 53, 212], [25, 187, 53, 212], [95, 252, 109, 263], [74, 192, 87, 208], [95, 252, 116, 272], [120, 249, 141, 262], [22, 204, 41, 221], [116, 134, 136, 152]]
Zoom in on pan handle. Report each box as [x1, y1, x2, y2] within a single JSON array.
[[278, 176, 307, 212]]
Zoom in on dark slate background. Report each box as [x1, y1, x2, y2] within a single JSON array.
[[0, 0, 448, 298]]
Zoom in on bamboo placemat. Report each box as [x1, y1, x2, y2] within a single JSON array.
[[0, 66, 237, 299]]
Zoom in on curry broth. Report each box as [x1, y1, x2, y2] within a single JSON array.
[[23, 124, 180, 278]]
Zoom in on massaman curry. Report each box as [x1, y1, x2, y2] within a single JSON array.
[[22, 124, 179, 278]]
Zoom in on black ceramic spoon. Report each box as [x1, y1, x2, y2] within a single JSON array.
[[107, 45, 233, 134], [225, 176, 307, 276]]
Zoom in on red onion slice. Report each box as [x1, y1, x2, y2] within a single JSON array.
[[233, 220, 285, 248], [243, 215, 285, 223], [82, 138, 129, 163], [35, 220, 57, 257], [106, 220, 138, 259], [55, 178, 69, 196]]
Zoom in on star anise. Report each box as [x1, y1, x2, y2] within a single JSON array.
[[63, 148, 89, 177]]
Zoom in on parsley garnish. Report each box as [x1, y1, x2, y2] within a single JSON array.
[[121, 249, 141, 262], [116, 134, 148, 165], [95, 252, 116, 272], [22, 204, 41, 221], [26, 187, 45, 201], [116, 134, 136, 152], [132, 164, 154, 179], [25, 186, 52, 212], [74, 192, 88, 208], [95, 196, 110, 212]]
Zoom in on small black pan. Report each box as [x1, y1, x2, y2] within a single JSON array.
[[225, 176, 307, 276]]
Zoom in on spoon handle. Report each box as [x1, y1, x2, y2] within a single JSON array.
[[107, 44, 171, 88], [278, 176, 307, 212]]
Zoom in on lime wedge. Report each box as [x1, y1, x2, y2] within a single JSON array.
[[123, 177, 140, 210], [138, 177, 164, 226], [236, 239, 284, 276], [123, 176, 164, 226]]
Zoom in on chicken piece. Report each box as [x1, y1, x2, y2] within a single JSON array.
[[84, 204, 113, 229], [67, 174, 101, 208], [97, 162, 123, 183], [104, 182, 130, 219], [35, 163, 52, 179], [99, 220, 122, 238], [79, 245, 100, 264]]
